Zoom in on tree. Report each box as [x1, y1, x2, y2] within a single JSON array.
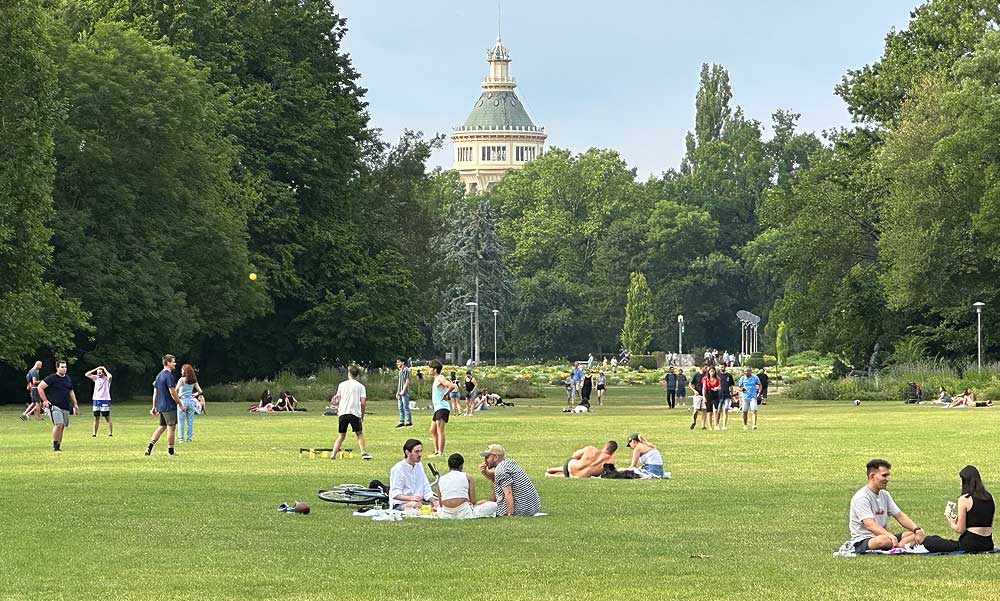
[[775, 321, 788, 366], [0, 4, 88, 364], [621, 272, 653, 354]]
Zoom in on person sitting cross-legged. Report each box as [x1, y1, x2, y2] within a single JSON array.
[[545, 441, 618, 478], [923, 465, 994, 553], [389, 439, 440, 511], [847, 458, 925, 553], [436, 453, 497, 519]]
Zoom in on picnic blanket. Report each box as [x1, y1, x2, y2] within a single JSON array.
[[353, 508, 547, 521], [834, 541, 1000, 557]]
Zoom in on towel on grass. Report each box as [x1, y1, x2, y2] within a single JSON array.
[[354, 508, 547, 521], [834, 540, 1000, 557]]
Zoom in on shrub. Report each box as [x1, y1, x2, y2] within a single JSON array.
[[630, 354, 658, 370], [652, 351, 666, 368], [785, 350, 828, 366]]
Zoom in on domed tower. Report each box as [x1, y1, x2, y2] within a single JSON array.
[[451, 36, 546, 193]]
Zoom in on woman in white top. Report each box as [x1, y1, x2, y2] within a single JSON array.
[[436, 453, 496, 519], [625, 433, 666, 478]]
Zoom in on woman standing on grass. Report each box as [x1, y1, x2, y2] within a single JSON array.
[[176, 364, 204, 443], [429, 360, 457, 457], [702, 367, 722, 430], [85, 366, 113, 437], [595, 371, 607, 406], [923, 465, 994, 553]]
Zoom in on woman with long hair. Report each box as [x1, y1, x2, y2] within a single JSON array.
[[702, 367, 722, 430], [175, 364, 204, 442], [625, 433, 666, 478], [923, 465, 994, 553], [429, 360, 457, 457]]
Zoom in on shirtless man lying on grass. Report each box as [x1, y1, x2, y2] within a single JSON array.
[[545, 441, 618, 478]]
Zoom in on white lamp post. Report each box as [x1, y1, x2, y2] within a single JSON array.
[[974, 302, 985, 370], [677, 314, 684, 357], [492, 309, 500, 366], [465, 301, 478, 365]]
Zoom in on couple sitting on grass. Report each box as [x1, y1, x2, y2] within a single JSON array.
[[937, 387, 994, 408], [388, 439, 540, 519], [845, 459, 994, 554], [543, 433, 667, 479]]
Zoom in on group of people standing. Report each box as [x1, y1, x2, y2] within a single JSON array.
[[563, 363, 607, 411], [686, 365, 767, 431]]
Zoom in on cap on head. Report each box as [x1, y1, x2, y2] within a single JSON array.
[[626, 433, 640, 445], [479, 443, 505, 458]]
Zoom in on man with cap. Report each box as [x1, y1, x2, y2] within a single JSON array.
[[544, 441, 618, 478], [479, 444, 541, 516]]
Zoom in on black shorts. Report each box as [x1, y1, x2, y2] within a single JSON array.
[[854, 533, 905, 553], [596, 385, 605, 391], [93, 410, 110, 418], [432, 408, 450, 423], [338, 414, 362, 434], [705, 397, 718, 412], [562, 459, 571, 477]]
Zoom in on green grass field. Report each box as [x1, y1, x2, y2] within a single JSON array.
[[3, 386, 998, 600]]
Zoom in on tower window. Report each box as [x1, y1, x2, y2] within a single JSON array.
[[481, 145, 508, 162], [458, 146, 473, 162], [515, 146, 536, 162]]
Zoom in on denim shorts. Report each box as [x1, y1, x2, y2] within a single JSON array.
[[741, 397, 758, 412]]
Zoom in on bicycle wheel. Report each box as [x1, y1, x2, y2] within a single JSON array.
[[317, 487, 386, 505]]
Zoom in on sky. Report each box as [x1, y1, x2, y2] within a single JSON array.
[[334, 0, 917, 178]]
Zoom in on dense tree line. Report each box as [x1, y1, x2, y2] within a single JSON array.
[[3, 0, 999, 396]]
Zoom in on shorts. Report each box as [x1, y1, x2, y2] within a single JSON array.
[[741, 397, 759, 412], [675, 388, 685, 398], [338, 414, 362, 434], [432, 408, 450, 423], [705, 397, 718, 412], [718, 397, 732, 411], [50, 406, 70, 427], [450, 390, 460, 399], [159, 410, 178, 426], [596, 385, 605, 391], [30, 387, 41, 403], [691, 395, 705, 410], [562, 459, 571, 478], [93, 401, 111, 416], [854, 534, 905, 553]]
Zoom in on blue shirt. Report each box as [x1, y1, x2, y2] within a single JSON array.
[[572, 367, 583, 382], [154, 369, 178, 412], [738, 374, 761, 400]]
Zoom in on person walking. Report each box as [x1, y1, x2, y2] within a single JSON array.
[[21, 360, 44, 421], [145, 355, 181, 456], [703, 367, 722, 430], [176, 363, 204, 443], [37, 361, 79, 451], [330, 365, 372, 460], [738, 367, 761, 431], [463, 370, 478, 415], [395, 358, 412, 428], [717, 365, 736, 430], [689, 366, 708, 430], [429, 360, 457, 457], [664, 368, 677, 409], [675, 369, 688, 408], [595, 371, 607, 406], [85, 366, 113, 437]]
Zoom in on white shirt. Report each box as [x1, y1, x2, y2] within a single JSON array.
[[336, 379, 366, 417], [389, 460, 433, 504], [438, 470, 470, 502]]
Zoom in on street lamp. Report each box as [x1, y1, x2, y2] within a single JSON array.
[[974, 302, 985, 370], [465, 301, 478, 366], [492, 309, 500, 366], [677, 314, 684, 357]]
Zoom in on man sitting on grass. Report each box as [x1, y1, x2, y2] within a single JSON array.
[[544, 441, 618, 478], [847, 458, 925, 552], [389, 438, 439, 511], [479, 444, 541, 516]]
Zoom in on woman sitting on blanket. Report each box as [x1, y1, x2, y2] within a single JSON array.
[[625, 433, 665, 478], [436, 453, 496, 519], [937, 386, 952, 406], [947, 388, 993, 408], [923, 465, 994, 553]]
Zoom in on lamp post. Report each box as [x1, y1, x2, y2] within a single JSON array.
[[677, 314, 684, 357], [974, 302, 985, 370], [465, 301, 478, 366], [492, 309, 500, 366], [740, 321, 747, 357]]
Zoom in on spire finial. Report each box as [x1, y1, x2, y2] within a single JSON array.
[[497, 1, 502, 41]]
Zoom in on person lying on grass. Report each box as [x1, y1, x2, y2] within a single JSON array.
[[946, 388, 993, 408], [435, 453, 497, 519], [544, 441, 618, 478], [846, 458, 925, 553]]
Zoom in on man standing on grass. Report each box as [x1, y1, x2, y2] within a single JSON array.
[[331, 365, 372, 460], [688, 365, 708, 430], [757, 368, 769, 405], [664, 368, 677, 409], [395, 358, 412, 428], [479, 444, 540, 516], [847, 459, 925, 553], [20, 360, 43, 421], [145, 355, 180, 456], [37, 361, 78, 452], [738, 367, 760, 431], [717, 365, 737, 430]]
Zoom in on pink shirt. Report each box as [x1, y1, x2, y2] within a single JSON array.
[[90, 375, 111, 401]]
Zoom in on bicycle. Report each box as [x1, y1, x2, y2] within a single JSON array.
[[317, 464, 440, 508]]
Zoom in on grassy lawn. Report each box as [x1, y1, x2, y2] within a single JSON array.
[[3, 385, 998, 600]]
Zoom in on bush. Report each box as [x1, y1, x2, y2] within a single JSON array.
[[745, 355, 765, 369], [630, 354, 658, 370], [785, 350, 828, 366], [652, 351, 666, 368], [764, 354, 777, 367]]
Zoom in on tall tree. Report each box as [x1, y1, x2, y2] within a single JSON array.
[[620, 272, 653, 354], [0, 4, 87, 364]]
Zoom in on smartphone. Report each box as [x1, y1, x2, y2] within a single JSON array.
[[945, 501, 956, 517]]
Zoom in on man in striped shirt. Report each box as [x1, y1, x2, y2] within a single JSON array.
[[479, 444, 540, 517]]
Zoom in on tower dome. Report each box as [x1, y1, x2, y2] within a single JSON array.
[[451, 36, 546, 193]]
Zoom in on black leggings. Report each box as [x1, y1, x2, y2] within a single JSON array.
[[922, 531, 994, 553], [666, 390, 676, 408]]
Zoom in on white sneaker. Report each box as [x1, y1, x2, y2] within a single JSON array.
[[664, 471, 672, 479], [721, 426, 727, 430], [713, 425, 720, 431], [743, 426, 748, 431]]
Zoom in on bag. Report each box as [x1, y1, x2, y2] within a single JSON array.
[[600, 464, 642, 479]]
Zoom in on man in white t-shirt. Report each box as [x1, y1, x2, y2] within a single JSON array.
[[846, 458, 925, 552], [388, 438, 438, 510], [331, 365, 372, 460]]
